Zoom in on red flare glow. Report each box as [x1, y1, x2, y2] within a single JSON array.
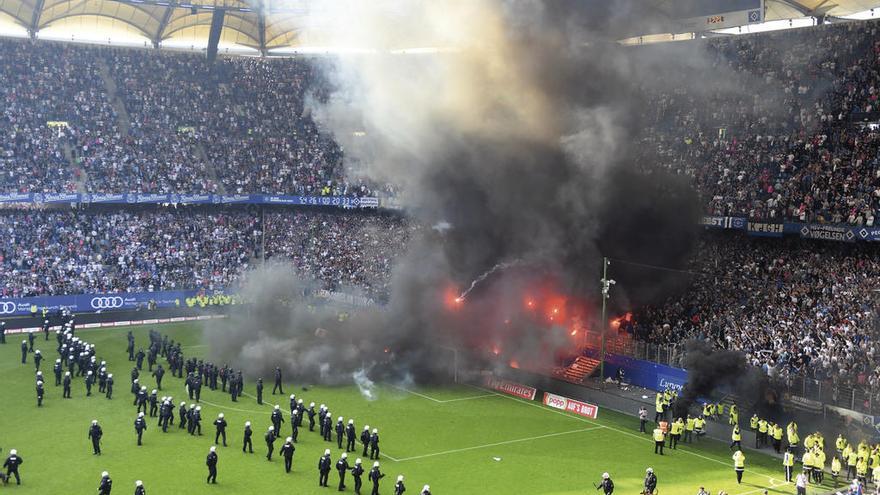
[[509, 360, 519, 369], [443, 286, 464, 310]]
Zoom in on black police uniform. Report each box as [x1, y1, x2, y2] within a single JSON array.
[[308, 406, 317, 431], [369, 466, 385, 495], [336, 457, 350, 490], [265, 430, 276, 460], [346, 423, 357, 452], [242, 424, 253, 453], [98, 474, 112, 495], [281, 441, 296, 473], [206, 451, 218, 484], [336, 420, 345, 449], [273, 367, 283, 394], [271, 409, 284, 432], [318, 454, 331, 487], [214, 417, 227, 446], [89, 423, 103, 454], [361, 428, 371, 456], [369, 432, 380, 459], [152, 366, 164, 390], [2, 453, 22, 485], [135, 416, 147, 445], [352, 462, 364, 494]]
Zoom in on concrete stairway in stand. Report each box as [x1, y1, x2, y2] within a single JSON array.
[[554, 356, 601, 384]]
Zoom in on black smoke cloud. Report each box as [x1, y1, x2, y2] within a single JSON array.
[[673, 340, 772, 418], [207, 0, 727, 385]]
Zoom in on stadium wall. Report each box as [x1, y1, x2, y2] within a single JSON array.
[[2, 307, 227, 332], [0, 289, 232, 317], [496, 367, 764, 454], [580, 348, 689, 392]]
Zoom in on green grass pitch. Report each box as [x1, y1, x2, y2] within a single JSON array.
[[0, 322, 837, 494]]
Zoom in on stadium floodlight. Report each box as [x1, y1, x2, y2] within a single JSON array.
[[599, 257, 614, 383]]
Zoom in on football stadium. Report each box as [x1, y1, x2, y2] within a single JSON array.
[[1, 0, 880, 494]]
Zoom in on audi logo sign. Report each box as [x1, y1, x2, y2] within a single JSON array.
[[0, 301, 17, 314], [90, 297, 125, 309]]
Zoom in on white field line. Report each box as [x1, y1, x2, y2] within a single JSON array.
[[239, 391, 276, 409], [733, 477, 788, 495], [394, 426, 603, 462], [390, 385, 494, 403], [468, 385, 782, 485], [198, 398, 271, 415], [436, 393, 496, 403]]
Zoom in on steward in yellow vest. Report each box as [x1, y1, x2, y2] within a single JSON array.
[[653, 427, 665, 455], [669, 419, 683, 449], [730, 425, 742, 451], [684, 415, 695, 443], [783, 451, 795, 482]]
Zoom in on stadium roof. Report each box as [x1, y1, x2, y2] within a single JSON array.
[[0, 0, 301, 50], [0, 0, 877, 52], [614, 0, 880, 42]]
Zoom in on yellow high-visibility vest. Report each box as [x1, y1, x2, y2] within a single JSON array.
[[653, 428, 665, 442]]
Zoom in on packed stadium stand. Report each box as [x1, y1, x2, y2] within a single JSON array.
[[642, 19, 880, 225], [628, 233, 880, 384], [1, 38, 380, 196], [0, 209, 410, 300], [0, 21, 878, 220], [1, 15, 880, 407]]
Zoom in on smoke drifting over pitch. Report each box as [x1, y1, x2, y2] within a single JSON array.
[[673, 341, 772, 418], [209, 0, 710, 384]]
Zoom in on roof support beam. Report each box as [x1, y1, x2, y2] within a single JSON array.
[[28, 0, 45, 38], [153, 4, 175, 47], [257, 0, 266, 56]]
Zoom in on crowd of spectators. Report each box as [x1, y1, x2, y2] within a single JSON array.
[[0, 38, 381, 196], [265, 210, 413, 300], [642, 20, 880, 226], [2, 20, 880, 221], [101, 49, 378, 196], [0, 208, 409, 301], [0, 208, 259, 296], [629, 233, 880, 388], [0, 38, 115, 193]]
